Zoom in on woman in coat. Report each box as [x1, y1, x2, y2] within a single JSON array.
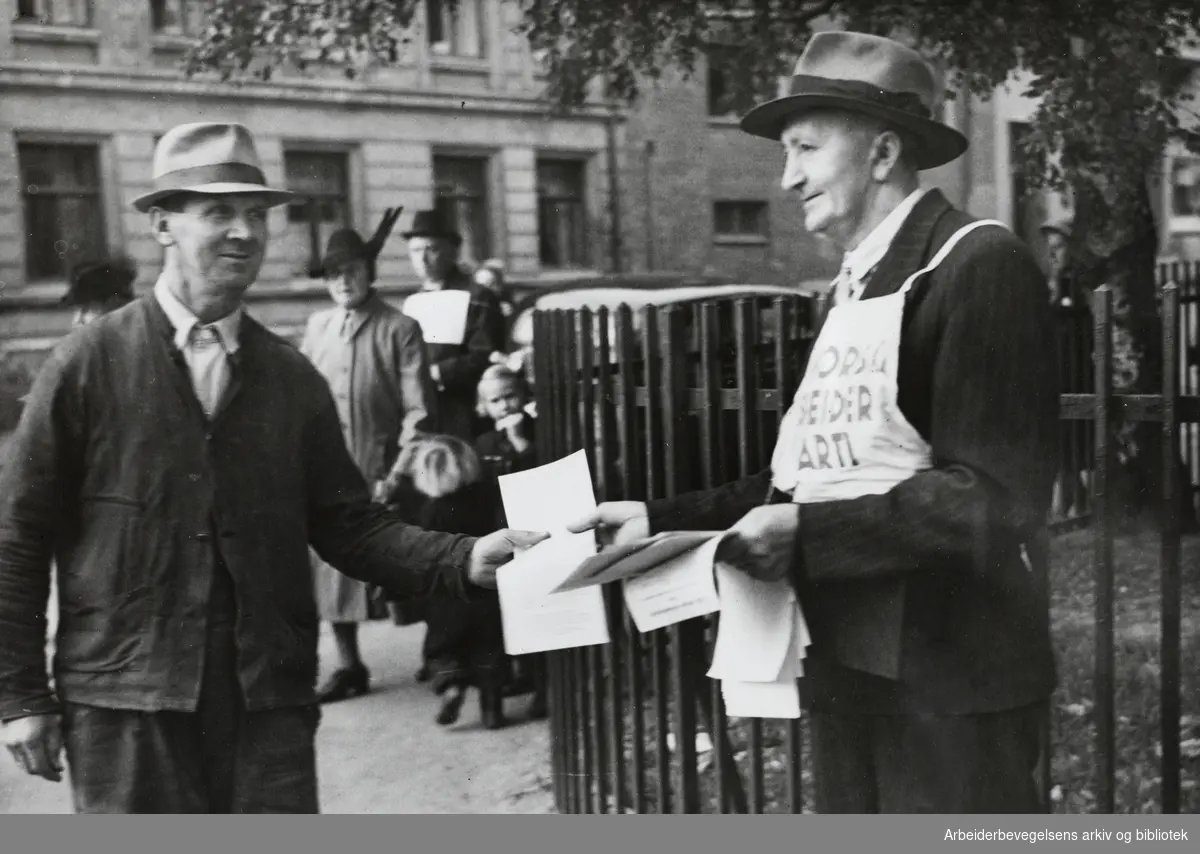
[[301, 212, 439, 703]]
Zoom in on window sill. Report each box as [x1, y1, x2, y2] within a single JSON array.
[[1166, 216, 1200, 233], [713, 234, 769, 246], [11, 22, 100, 46], [150, 33, 196, 53], [429, 54, 491, 72]]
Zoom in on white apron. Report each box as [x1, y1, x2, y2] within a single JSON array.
[[770, 219, 1007, 678]]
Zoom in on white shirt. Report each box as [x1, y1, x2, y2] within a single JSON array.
[[154, 276, 243, 417], [835, 188, 929, 303]]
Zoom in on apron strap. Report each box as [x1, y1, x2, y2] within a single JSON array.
[[897, 218, 1008, 295]]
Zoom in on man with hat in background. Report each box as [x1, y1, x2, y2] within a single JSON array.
[[302, 209, 439, 703], [402, 209, 506, 441], [0, 121, 545, 813], [62, 254, 138, 329], [571, 32, 1059, 813]]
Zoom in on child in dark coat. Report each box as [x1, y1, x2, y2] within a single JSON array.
[[403, 435, 511, 729], [473, 365, 547, 719]]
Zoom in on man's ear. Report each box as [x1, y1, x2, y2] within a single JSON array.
[[149, 208, 175, 248], [870, 130, 905, 182]]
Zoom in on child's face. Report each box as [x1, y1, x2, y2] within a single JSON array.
[[480, 377, 527, 422]]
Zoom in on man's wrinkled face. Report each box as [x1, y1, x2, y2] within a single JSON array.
[[408, 236, 458, 283], [325, 259, 372, 309], [153, 193, 269, 303], [779, 111, 879, 247]]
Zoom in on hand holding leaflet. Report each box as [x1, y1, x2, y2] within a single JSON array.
[[496, 450, 610, 655]]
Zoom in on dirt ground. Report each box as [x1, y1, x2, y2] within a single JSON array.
[[0, 620, 555, 814]]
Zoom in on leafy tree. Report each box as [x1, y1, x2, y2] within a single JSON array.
[[185, 0, 1200, 521]]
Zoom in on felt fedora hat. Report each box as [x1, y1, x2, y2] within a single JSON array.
[[401, 209, 463, 245], [740, 31, 968, 170], [132, 122, 296, 212]]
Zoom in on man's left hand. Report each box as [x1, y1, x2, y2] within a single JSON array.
[[715, 505, 801, 583], [467, 528, 550, 588]]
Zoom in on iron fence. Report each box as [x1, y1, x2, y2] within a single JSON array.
[[531, 265, 1200, 815]]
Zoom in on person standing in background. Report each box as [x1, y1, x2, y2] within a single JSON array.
[[62, 255, 138, 328], [301, 211, 439, 703], [402, 210, 506, 440]]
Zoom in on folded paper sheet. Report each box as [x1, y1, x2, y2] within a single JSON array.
[[552, 530, 724, 594], [621, 532, 727, 633], [707, 565, 799, 683], [401, 290, 472, 345], [718, 601, 810, 720], [496, 450, 610, 655]]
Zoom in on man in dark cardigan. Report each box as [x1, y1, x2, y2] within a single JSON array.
[[571, 33, 1060, 813], [0, 122, 545, 813]]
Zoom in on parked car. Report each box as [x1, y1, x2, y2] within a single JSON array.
[[507, 278, 822, 354]]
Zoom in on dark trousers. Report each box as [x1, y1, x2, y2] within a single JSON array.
[[421, 593, 507, 695], [809, 703, 1046, 814], [62, 564, 320, 814]]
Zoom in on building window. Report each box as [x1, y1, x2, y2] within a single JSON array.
[[150, 0, 205, 37], [537, 159, 589, 268], [713, 201, 768, 241], [15, 0, 92, 26], [707, 45, 758, 117], [18, 142, 107, 282], [426, 0, 486, 59], [1168, 156, 1200, 220], [283, 150, 352, 278], [433, 155, 491, 264]]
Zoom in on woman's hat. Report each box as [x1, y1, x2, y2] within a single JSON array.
[[401, 209, 463, 246], [132, 122, 296, 212], [320, 207, 403, 279], [739, 31, 969, 170], [61, 255, 137, 306]]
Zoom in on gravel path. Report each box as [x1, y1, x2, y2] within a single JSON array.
[[0, 620, 555, 814]]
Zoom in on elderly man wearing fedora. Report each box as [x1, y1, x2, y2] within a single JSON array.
[[62, 254, 138, 328], [0, 122, 545, 813], [402, 209, 506, 440], [301, 211, 439, 703], [572, 32, 1059, 813]]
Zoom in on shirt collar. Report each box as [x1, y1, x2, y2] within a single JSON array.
[[153, 275, 243, 354], [840, 188, 929, 284]]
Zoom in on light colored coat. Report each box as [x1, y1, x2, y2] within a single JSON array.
[[301, 291, 437, 621]]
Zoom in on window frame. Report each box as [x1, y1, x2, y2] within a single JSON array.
[[16, 134, 115, 284], [536, 156, 591, 269], [14, 0, 92, 27], [712, 200, 770, 245], [431, 152, 495, 266], [282, 146, 357, 279], [425, 0, 488, 61]]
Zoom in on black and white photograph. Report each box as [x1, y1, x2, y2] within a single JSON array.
[[0, 0, 1198, 830]]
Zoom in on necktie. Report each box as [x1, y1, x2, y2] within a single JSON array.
[[188, 325, 227, 418], [341, 311, 355, 340], [831, 263, 859, 307]]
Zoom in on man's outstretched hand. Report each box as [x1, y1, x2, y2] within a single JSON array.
[[2, 713, 64, 782], [566, 501, 650, 548], [467, 528, 551, 588]]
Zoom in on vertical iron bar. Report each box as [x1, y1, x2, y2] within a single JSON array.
[[661, 306, 702, 813], [733, 298, 765, 814], [615, 304, 646, 812], [1091, 286, 1115, 815], [1160, 282, 1182, 814], [641, 307, 672, 813]]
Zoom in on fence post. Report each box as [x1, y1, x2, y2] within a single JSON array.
[[1160, 281, 1182, 814], [1091, 285, 1116, 815]]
